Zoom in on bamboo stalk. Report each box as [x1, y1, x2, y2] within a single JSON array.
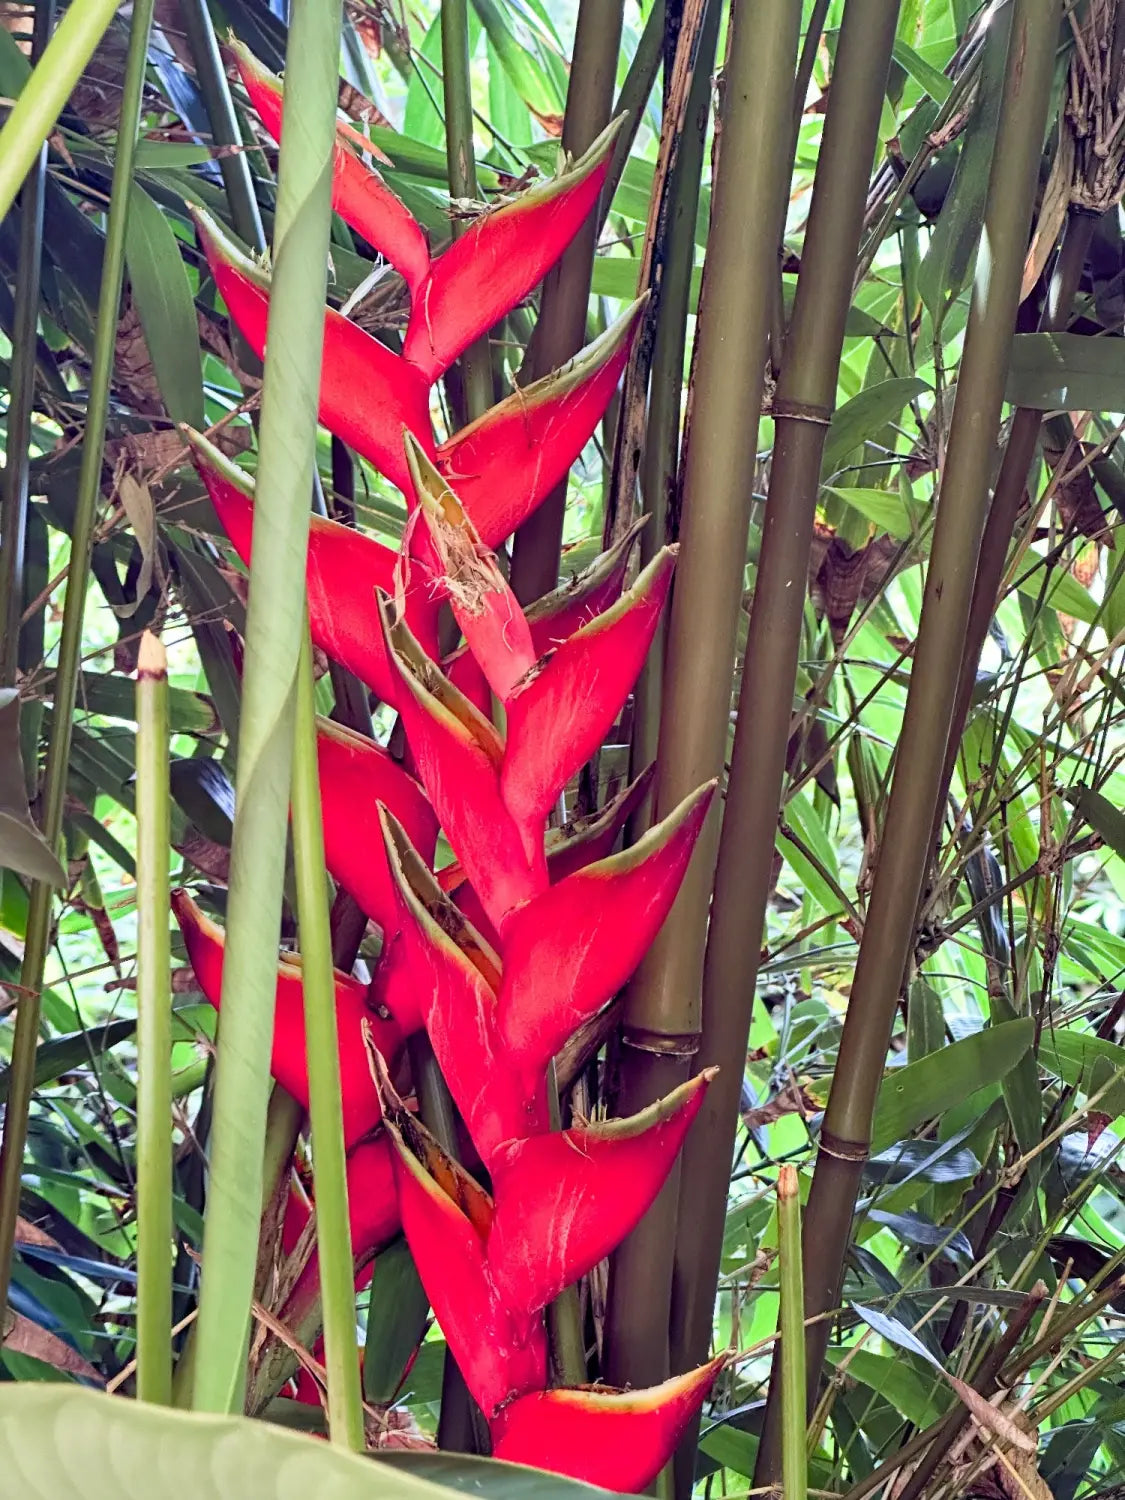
[[190, 0, 343, 1413], [290, 630, 364, 1450], [0, 0, 121, 221], [135, 631, 173, 1406], [0, 0, 156, 1329], [603, 0, 800, 1405], [610, 0, 721, 842], [671, 6, 898, 1489], [755, 0, 1061, 1482], [508, 0, 626, 605], [777, 1167, 807, 1500], [440, 0, 493, 422], [0, 0, 54, 687]]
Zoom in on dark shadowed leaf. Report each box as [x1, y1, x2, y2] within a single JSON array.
[[124, 182, 205, 427], [0, 691, 65, 888], [1005, 333, 1125, 414]]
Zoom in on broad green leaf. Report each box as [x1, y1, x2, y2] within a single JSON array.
[[1039, 1027, 1125, 1116], [1005, 333, 1125, 414], [124, 183, 205, 428], [825, 1346, 949, 1428], [0, 1384, 620, 1500], [65, 671, 218, 734], [0, 691, 65, 888], [821, 379, 928, 481], [778, 787, 843, 917], [363, 1237, 430, 1404], [871, 1019, 1034, 1154], [1013, 556, 1099, 625], [1065, 786, 1125, 858], [471, 0, 562, 116], [906, 978, 945, 1063], [0, 1019, 138, 1104], [699, 1422, 758, 1478], [826, 485, 925, 541], [892, 38, 953, 102], [380, 1451, 630, 1500]]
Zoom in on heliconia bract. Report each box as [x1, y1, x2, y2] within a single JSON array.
[[173, 43, 725, 1489]]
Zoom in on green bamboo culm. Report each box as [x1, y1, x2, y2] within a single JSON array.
[[673, 3, 899, 1489], [603, 0, 800, 1408], [0, 0, 121, 222], [135, 631, 173, 1406], [440, 0, 492, 423], [756, 0, 1062, 1480], [777, 1167, 808, 1500], [190, 0, 343, 1414], [0, 0, 157, 1329], [509, 0, 626, 604], [290, 630, 364, 1450]]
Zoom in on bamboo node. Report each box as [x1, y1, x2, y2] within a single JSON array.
[[817, 1128, 868, 1164]]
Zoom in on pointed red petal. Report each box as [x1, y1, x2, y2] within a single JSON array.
[[317, 718, 438, 935], [490, 1358, 726, 1491], [231, 40, 431, 295], [435, 304, 644, 548], [403, 120, 620, 382], [501, 546, 677, 834], [382, 1103, 546, 1416], [498, 784, 715, 1069], [189, 431, 438, 703], [406, 435, 536, 704], [192, 210, 433, 490], [171, 889, 398, 1147], [379, 808, 548, 1165], [378, 593, 546, 927], [544, 762, 655, 883], [487, 1071, 715, 1315]]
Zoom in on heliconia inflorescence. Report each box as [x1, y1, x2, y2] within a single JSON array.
[[174, 42, 724, 1488]]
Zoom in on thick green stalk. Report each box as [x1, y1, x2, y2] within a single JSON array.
[[441, 0, 492, 421], [603, 0, 800, 1402], [508, 0, 625, 604], [135, 631, 172, 1406], [291, 631, 364, 1451], [672, 6, 896, 1487], [622, 0, 720, 834], [777, 1167, 807, 1500], [756, 0, 1060, 1480], [0, 0, 156, 1331], [190, 0, 342, 1413], [0, 0, 120, 221], [0, 0, 54, 686]]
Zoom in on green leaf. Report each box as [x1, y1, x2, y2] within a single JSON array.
[[0, 691, 65, 888], [0, 1384, 619, 1499], [825, 1347, 949, 1428], [380, 1452, 630, 1500], [699, 1422, 758, 1478], [1039, 1027, 1125, 1116], [0, 1019, 138, 1104], [1065, 786, 1125, 857], [471, 0, 562, 116], [363, 1237, 431, 1404], [64, 670, 218, 734], [821, 379, 928, 481], [892, 38, 952, 102], [1005, 333, 1125, 414], [871, 1019, 1034, 1154], [124, 182, 205, 428], [826, 485, 924, 541]]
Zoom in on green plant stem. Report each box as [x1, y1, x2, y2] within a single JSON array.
[[602, 0, 799, 1409], [544, 1061, 587, 1387], [190, 0, 342, 1414], [676, 4, 896, 1488], [441, 0, 492, 421], [601, 0, 666, 227], [508, 0, 626, 604], [135, 631, 172, 1406], [0, 0, 156, 1332], [777, 1167, 807, 1500], [0, 0, 54, 686], [934, 205, 1097, 840], [291, 630, 364, 1451], [621, 0, 720, 837], [756, 0, 1060, 1481], [0, 0, 121, 222]]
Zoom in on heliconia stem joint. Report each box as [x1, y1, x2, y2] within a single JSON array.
[[175, 40, 724, 1490]]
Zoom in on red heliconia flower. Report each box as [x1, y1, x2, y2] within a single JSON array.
[[231, 39, 431, 297], [187, 429, 440, 705], [171, 888, 398, 1148], [192, 209, 433, 494], [444, 518, 647, 714], [490, 1358, 728, 1492], [496, 783, 716, 1071], [378, 592, 546, 928], [316, 717, 439, 935], [373, 1033, 715, 1411], [378, 807, 549, 1165]]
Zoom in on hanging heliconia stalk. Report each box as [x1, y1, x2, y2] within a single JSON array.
[[174, 42, 724, 1488]]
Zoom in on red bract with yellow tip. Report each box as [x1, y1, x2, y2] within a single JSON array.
[[174, 45, 725, 1489]]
